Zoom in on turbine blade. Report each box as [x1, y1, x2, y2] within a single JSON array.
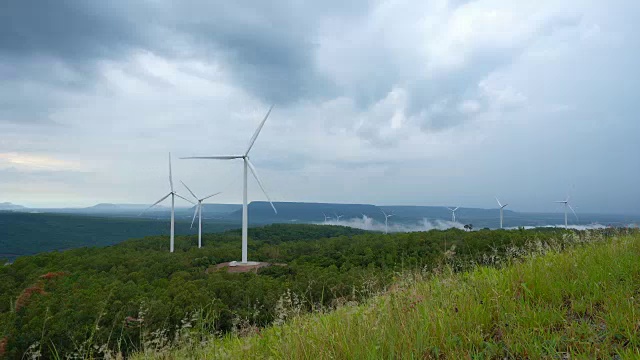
[[180, 180, 198, 200], [169, 153, 174, 192], [245, 105, 274, 156], [181, 156, 244, 160], [201, 191, 222, 201], [502, 204, 508, 209], [446, 207, 453, 211], [246, 159, 277, 214], [568, 204, 579, 221], [380, 208, 387, 217], [453, 207, 459, 212], [190, 204, 199, 229], [495, 197, 502, 207], [174, 193, 195, 204], [139, 193, 171, 216]]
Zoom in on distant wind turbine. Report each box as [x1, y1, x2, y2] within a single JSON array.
[[446, 207, 459, 222], [181, 181, 221, 248], [322, 212, 331, 223], [554, 195, 578, 228], [182, 106, 277, 264], [380, 209, 394, 234], [496, 197, 508, 229], [334, 213, 344, 222], [141, 153, 194, 252]]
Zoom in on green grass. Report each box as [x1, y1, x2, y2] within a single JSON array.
[[134, 234, 640, 359]]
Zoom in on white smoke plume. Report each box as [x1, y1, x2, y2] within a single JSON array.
[[321, 216, 622, 232], [320, 215, 465, 232]]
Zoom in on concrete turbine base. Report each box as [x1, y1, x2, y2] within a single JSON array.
[[228, 261, 262, 267]]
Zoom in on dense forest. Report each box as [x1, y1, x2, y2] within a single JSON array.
[[0, 212, 238, 261], [0, 224, 623, 358]]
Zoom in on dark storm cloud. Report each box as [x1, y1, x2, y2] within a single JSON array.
[[0, 1, 372, 107], [157, 0, 374, 104], [0, 1, 142, 60]]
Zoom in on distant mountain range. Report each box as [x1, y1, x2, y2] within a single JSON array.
[[86, 203, 164, 210], [0, 202, 26, 210], [3, 201, 638, 229]]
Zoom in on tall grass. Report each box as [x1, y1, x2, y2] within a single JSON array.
[[135, 233, 640, 359]]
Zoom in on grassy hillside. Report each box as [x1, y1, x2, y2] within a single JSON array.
[[137, 232, 640, 359]]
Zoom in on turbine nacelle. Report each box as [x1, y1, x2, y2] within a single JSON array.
[[496, 197, 508, 209]]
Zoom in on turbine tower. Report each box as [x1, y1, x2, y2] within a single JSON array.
[[380, 209, 393, 234], [141, 153, 194, 252], [181, 181, 221, 248], [182, 106, 277, 264], [496, 197, 508, 229], [446, 207, 459, 222], [554, 196, 578, 228]]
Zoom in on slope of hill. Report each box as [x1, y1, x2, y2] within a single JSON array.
[[141, 232, 640, 359], [1, 224, 598, 358]]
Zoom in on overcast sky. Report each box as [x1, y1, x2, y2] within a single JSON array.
[[1, 0, 638, 214]]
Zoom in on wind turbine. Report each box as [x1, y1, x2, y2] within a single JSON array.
[[322, 212, 331, 224], [495, 197, 508, 229], [446, 207, 459, 222], [554, 196, 578, 228], [334, 213, 344, 222], [141, 153, 194, 253], [181, 181, 221, 248], [182, 106, 277, 264], [380, 209, 394, 234]]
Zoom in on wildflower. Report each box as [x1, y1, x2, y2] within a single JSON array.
[[15, 284, 46, 311]]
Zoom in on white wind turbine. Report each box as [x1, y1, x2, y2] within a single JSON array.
[[380, 209, 394, 234], [141, 153, 194, 253], [446, 207, 459, 222], [495, 197, 508, 229], [334, 213, 344, 222], [554, 195, 578, 228], [182, 106, 277, 264], [322, 212, 331, 224], [181, 181, 221, 249]]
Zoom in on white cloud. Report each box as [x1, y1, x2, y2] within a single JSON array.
[[0, 152, 81, 171]]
